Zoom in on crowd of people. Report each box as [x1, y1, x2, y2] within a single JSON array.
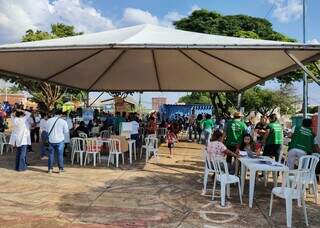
[[3, 101, 320, 176]]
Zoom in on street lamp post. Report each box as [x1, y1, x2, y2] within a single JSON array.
[[302, 0, 308, 118]]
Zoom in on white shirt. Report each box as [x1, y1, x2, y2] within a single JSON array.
[[35, 114, 41, 127], [46, 116, 69, 144], [131, 121, 139, 134], [39, 119, 48, 132], [9, 111, 31, 147]]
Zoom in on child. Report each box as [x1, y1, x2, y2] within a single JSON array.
[[239, 133, 258, 155], [167, 129, 177, 158]]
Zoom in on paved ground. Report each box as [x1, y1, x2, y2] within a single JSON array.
[[0, 142, 319, 228]]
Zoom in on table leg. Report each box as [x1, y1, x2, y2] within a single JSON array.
[[129, 144, 132, 165], [272, 171, 278, 187], [241, 163, 246, 195], [133, 141, 137, 160], [249, 169, 256, 208]]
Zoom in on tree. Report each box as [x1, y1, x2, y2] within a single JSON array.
[[242, 86, 297, 116], [4, 23, 84, 113], [178, 93, 211, 104], [174, 9, 318, 116]]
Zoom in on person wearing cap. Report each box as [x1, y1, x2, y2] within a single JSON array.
[[287, 118, 320, 169], [262, 114, 283, 162], [223, 111, 246, 164], [201, 113, 215, 146]]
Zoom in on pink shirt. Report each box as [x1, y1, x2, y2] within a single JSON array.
[[207, 141, 227, 158]]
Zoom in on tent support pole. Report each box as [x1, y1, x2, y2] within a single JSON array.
[[152, 50, 162, 91], [89, 92, 104, 107], [284, 51, 320, 86]]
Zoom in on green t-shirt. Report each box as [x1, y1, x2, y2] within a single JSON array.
[[289, 126, 315, 155], [266, 121, 283, 145], [201, 119, 214, 132], [225, 119, 246, 146]]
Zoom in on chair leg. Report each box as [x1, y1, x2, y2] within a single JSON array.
[[227, 184, 230, 198], [202, 168, 209, 195], [269, 193, 274, 216], [93, 153, 96, 167], [212, 175, 217, 201], [71, 152, 75, 165], [107, 153, 111, 167], [98, 153, 101, 164], [301, 196, 309, 226], [80, 152, 83, 166], [285, 198, 293, 228], [313, 176, 318, 204], [122, 153, 124, 165], [116, 154, 119, 168], [145, 149, 149, 163], [84, 153, 88, 166], [238, 182, 242, 204], [221, 183, 226, 207]]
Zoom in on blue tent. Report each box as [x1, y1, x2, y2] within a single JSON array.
[[159, 104, 214, 120]]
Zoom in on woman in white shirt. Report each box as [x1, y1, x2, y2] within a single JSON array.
[[9, 109, 31, 171]]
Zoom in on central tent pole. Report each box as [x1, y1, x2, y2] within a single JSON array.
[[302, 0, 308, 117]]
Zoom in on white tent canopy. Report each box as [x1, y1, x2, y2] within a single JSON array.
[[0, 24, 319, 92]]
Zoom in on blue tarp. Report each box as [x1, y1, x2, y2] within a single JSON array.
[[159, 104, 214, 120]]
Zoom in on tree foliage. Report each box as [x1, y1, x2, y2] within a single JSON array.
[[174, 9, 318, 116], [4, 23, 84, 113]]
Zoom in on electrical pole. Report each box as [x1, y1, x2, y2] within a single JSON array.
[[302, 0, 308, 118]]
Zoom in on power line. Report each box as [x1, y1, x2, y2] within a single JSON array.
[[264, 3, 275, 19]]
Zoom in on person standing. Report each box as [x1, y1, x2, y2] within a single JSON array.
[[34, 111, 41, 143], [195, 114, 203, 144], [287, 119, 320, 169], [9, 109, 31, 171], [46, 110, 69, 174], [39, 113, 48, 159], [188, 109, 196, 142], [263, 114, 283, 162], [201, 114, 215, 146], [223, 112, 246, 164]]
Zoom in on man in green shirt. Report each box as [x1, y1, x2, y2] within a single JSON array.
[[263, 114, 283, 162], [287, 118, 320, 169], [223, 111, 246, 163]]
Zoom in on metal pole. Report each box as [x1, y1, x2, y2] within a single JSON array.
[[302, 0, 308, 117], [237, 93, 242, 110]]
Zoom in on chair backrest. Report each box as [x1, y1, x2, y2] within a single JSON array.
[[145, 136, 158, 149], [71, 137, 84, 152], [210, 156, 229, 176], [108, 138, 121, 153], [298, 155, 319, 180], [157, 128, 167, 137], [0, 132, 6, 143], [282, 169, 309, 197], [100, 130, 111, 139], [203, 149, 214, 171], [78, 132, 88, 138], [84, 138, 100, 153]]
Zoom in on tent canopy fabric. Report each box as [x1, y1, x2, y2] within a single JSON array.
[[0, 24, 319, 92]]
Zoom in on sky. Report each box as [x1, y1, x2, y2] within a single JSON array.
[[0, 0, 319, 108]]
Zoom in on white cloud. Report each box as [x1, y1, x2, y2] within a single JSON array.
[[307, 38, 320, 44], [189, 4, 201, 15], [0, 0, 115, 44], [268, 0, 303, 23], [122, 8, 159, 26]]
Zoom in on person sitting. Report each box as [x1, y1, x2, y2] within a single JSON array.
[[287, 118, 320, 169], [75, 121, 89, 136], [207, 130, 239, 173], [238, 133, 258, 156]]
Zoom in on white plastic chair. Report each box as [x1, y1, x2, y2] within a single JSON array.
[[78, 132, 88, 138], [100, 130, 111, 139], [211, 156, 242, 207], [107, 138, 124, 168], [202, 149, 216, 195], [84, 138, 101, 167], [0, 132, 13, 155], [269, 169, 309, 227], [71, 138, 85, 166], [297, 155, 319, 203], [312, 153, 320, 184], [157, 128, 167, 141], [140, 135, 155, 158], [141, 136, 159, 163]]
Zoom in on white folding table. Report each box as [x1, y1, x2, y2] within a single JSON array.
[[239, 157, 289, 208]]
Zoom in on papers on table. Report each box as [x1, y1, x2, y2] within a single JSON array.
[[239, 151, 248, 156]]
